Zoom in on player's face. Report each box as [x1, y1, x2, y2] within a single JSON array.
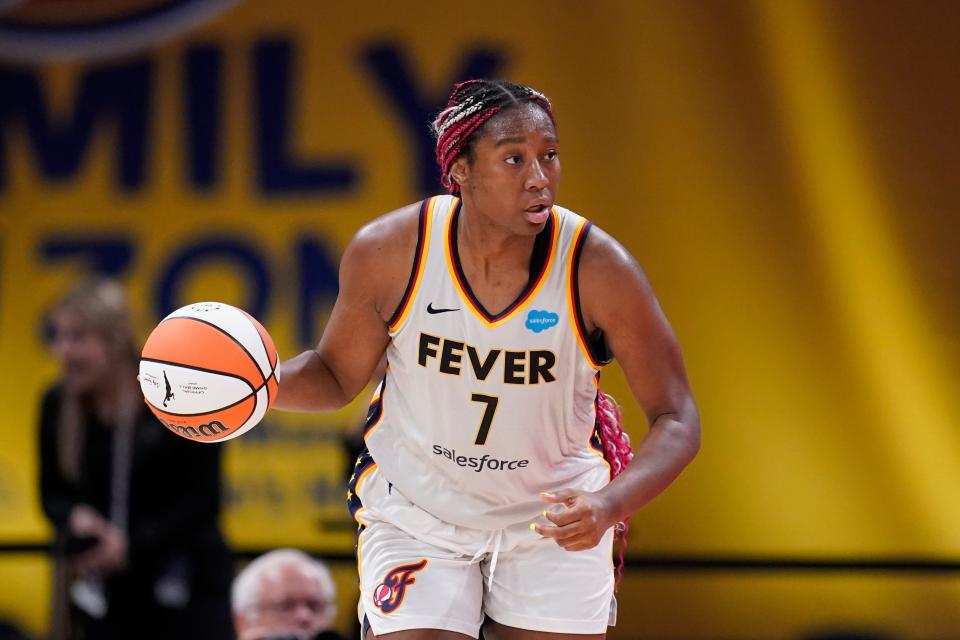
[[50, 309, 113, 394], [457, 103, 560, 234], [250, 563, 332, 637]]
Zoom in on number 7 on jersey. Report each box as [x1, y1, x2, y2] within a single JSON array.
[[470, 394, 499, 445]]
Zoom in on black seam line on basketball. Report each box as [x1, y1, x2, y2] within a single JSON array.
[[388, 198, 428, 327], [260, 367, 278, 409], [263, 367, 276, 407], [166, 315, 269, 383], [166, 315, 269, 384], [246, 311, 277, 373], [143, 369, 255, 418], [250, 368, 277, 396], [243, 315, 274, 405], [141, 361, 273, 418], [146, 386, 253, 418], [236, 389, 259, 435], [141, 357, 256, 391]]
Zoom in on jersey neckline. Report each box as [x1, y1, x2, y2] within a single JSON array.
[[444, 199, 559, 328]]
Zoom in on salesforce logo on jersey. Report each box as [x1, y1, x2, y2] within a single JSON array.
[[432, 445, 530, 472], [525, 309, 559, 333]]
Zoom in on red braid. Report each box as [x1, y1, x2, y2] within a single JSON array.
[[436, 107, 501, 193], [595, 388, 634, 590]]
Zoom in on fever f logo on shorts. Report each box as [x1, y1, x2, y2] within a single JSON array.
[[372, 559, 428, 613]]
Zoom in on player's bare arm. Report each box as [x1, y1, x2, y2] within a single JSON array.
[[274, 203, 421, 412], [537, 226, 701, 551]]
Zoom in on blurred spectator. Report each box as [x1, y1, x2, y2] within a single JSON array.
[[38, 279, 233, 640], [232, 549, 344, 640]]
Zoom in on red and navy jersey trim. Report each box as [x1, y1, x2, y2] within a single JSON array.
[[362, 374, 387, 438], [570, 222, 613, 366], [348, 447, 376, 521], [387, 199, 429, 328]]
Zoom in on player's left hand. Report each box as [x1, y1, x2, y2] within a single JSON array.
[[533, 488, 616, 551]]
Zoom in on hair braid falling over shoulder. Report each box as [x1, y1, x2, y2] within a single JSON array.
[[432, 79, 555, 194], [595, 388, 634, 590]]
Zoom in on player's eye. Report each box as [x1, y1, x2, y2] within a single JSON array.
[[544, 150, 558, 160], [505, 155, 522, 165]]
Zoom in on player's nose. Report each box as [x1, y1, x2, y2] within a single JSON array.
[[525, 159, 548, 191]]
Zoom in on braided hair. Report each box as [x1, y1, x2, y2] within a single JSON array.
[[432, 79, 555, 194], [595, 388, 635, 590]]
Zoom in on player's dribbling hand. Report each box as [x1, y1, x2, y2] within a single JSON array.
[[533, 489, 616, 551]]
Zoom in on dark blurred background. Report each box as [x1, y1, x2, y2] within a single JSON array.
[[1, 0, 959, 637]]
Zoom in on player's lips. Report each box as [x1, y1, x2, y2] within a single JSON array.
[[524, 202, 552, 223]]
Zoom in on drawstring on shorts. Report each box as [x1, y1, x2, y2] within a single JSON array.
[[470, 528, 504, 591]]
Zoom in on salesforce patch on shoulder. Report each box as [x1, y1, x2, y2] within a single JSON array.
[[525, 309, 558, 333]]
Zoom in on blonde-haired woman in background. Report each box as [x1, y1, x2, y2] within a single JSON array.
[[39, 279, 233, 640]]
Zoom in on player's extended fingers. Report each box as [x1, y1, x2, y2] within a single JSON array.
[[543, 505, 582, 527], [532, 521, 585, 543], [552, 531, 598, 551]]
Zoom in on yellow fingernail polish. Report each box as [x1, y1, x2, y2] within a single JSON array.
[[529, 523, 537, 531], [542, 510, 548, 518]]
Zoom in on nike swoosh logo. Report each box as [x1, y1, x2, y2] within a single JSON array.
[[427, 303, 460, 314]]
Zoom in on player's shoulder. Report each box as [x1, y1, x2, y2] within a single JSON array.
[[575, 219, 654, 299], [340, 200, 425, 275], [338, 201, 429, 319], [545, 203, 631, 273], [349, 200, 423, 257], [550, 205, 633, 273], [580, 223, 633, 269], [553, 205, 626, 255]]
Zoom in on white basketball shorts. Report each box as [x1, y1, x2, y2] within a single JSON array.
[[353, 465, 615, 637]]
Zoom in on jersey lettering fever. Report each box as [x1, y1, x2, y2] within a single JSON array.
[[363, 195, 612, 530]]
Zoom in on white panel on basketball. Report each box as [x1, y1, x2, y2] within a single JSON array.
[[164, 302, 272, 380], [139, 360, 253, 415], [214, 386, 269, 442]]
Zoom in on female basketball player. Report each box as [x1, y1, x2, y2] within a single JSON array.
[[274, 80, 700, 639]]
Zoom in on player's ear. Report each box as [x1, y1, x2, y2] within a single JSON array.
[[450, 157, 469, 189]]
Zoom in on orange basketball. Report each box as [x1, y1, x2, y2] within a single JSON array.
[[139, 302, 279, 443]]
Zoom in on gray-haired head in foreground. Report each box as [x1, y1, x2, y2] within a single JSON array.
[[231, 548, 337, 622]]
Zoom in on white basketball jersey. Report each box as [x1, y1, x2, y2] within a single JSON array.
[[363, 195, 611, 530]]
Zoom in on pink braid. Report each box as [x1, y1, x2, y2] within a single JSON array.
[[595, 388, 634, 590], [436, 107, 501, 193]]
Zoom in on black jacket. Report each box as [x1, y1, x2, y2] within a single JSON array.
[[39, 384, 234, 640]]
